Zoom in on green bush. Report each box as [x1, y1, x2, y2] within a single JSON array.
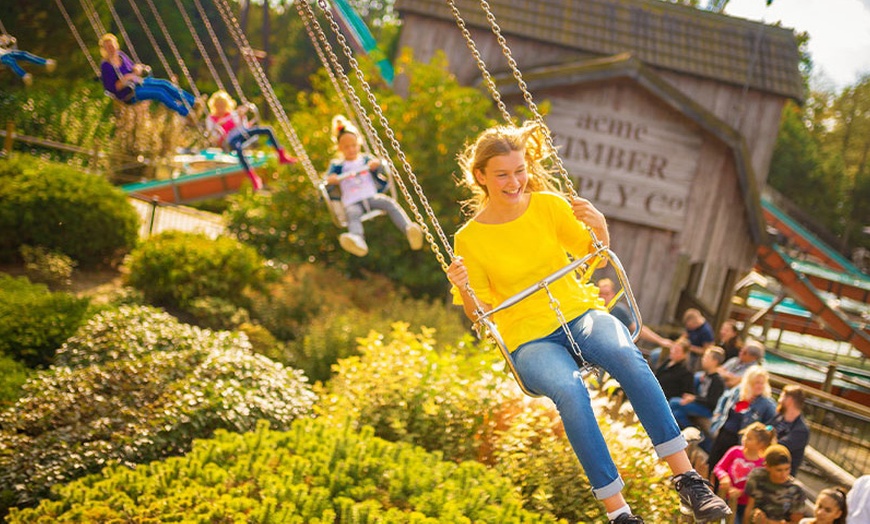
[[0, 353, 31, 408], [0, 305, 316, 513], [0, 274, 90, 368], [125, 231, 269, 309], [0, 155, 139, 268], [8, 419, 560, 524], [20, 244, 76, 289], [317, 324, 515, 464], [318, 325, 682, 522]]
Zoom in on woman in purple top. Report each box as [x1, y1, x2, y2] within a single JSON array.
[[99, 33, 201, 119]]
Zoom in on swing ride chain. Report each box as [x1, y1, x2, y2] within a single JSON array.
[[106, 0, 142, 64], [212, 0, 322, 187], [295, 2, 379, 158], [476, 0, 578, 200], [445, 0, 512, 124], [142, 0, 200, 97], [542, 282, 587, 366], [172, 0, 225, 93], [79, 0, 107, 41], [311, 0, 455, 272], [125, 0, 177, 85], [55, 0, 100, 76], [0, 16, 7, 36], [192, 0, 245, 104]]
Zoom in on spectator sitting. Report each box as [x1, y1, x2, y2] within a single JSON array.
[[799, 487, 847, 524], [597, 277, 673, 350], [708, 366, 777, 467], [745, 445, 807, 524], [714, 422, 778, 523], [650, 308, 714, 371], [720, 339, 765, 389], [669, 346, 726, 430], [718, 319, 744, 362], [655, 337, 695, 401], [771, 385, 810, 476]]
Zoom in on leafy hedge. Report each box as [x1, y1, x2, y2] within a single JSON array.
[[0, 305, 316, 513], [0, 154, 139, 268], [0, 274, 90, 368], [8, 418, 560, 524], [318, 325, 683, 522], [125, 230, 269, 310], [0, 353, 31, 408]]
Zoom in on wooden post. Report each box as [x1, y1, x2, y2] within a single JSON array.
[[3, 121, 14, 155], [822, 361, 837, 393]]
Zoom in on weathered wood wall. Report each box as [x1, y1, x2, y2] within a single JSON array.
[[396, 12, 786, 325]]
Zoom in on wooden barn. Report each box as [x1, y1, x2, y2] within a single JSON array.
[[394, 0, 804, 330]]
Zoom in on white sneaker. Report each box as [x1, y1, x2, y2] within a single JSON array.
[[405, 223, 424, 250], [339, 233, 368, 257], [45, 59, 57, 73], [22, 73, 33, 86]]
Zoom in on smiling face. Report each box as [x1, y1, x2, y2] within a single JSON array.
[[474, 149, 528, 209], [337, 131, 361, 161]]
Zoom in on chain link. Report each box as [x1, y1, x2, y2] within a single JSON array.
[[192, 0, 246, 104], [211, 0, 322, 187], [106, 0, 142, 64], [55, 0, 100, 76], [142, 0, 200, 97], [172, 0, 224, 93], [309, 0, 456, 273]]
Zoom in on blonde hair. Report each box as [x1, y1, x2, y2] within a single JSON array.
[[456, 121, 561, 215], [740, 421, 777, 448], [739, 365, 771, 401], [331, 115, 359, 143], [207, 90, 237, 115], [99, 33, 119, 59]]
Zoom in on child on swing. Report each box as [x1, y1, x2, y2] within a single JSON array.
[[446, 122, 731, 524], [0, 34, 55, 86], [206, 90, 297, 191], [99, 33, 203, 122], [325, 115, 423, 257]]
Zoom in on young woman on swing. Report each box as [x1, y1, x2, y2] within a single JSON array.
[[446, 122, 732, 524]]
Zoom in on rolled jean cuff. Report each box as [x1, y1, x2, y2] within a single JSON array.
[[653, 432, 687, 459], [592, 476, 625, 500]]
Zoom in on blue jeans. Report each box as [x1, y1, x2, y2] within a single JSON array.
[[132, 77, 196, 116], [345, 194, 411, 238], [227, 126, 279, 172], [1, 50, 47, 78], [669, 398, 713, 429], [512, 309, 686, 500]]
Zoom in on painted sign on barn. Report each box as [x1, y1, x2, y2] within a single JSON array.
[[548, 98, 702, 232]]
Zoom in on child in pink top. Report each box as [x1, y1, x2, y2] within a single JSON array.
[[713, 422, 777, 522]]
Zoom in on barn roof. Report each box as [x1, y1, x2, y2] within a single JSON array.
[[394, 0, 804, 101]]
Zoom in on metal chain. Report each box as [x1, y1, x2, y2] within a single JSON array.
[[542, 283, 586, 364], [55, 0, 100, 76], [0, 16, 7, 35], [79, 0, 107, 39], [124, 0, 176, 83], [477, 0, 578, 200], [211, 0, 321, 187], [191, 0, 245, 104], [142, 0, 200, 97], [106, 0, 142, 64], [311, 0, 454, 271], [445, 0, 512, 123], [173, 0, 223, 93], [296, 2, 376, 157]]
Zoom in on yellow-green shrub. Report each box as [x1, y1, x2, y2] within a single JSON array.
[[8, 419, 561, 524]]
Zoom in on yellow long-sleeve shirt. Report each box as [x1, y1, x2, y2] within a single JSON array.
[[452, 192, 606, 351]]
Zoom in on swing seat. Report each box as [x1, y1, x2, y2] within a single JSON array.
[[474, 244, 642, 398], [318, 180, 385, 228]]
